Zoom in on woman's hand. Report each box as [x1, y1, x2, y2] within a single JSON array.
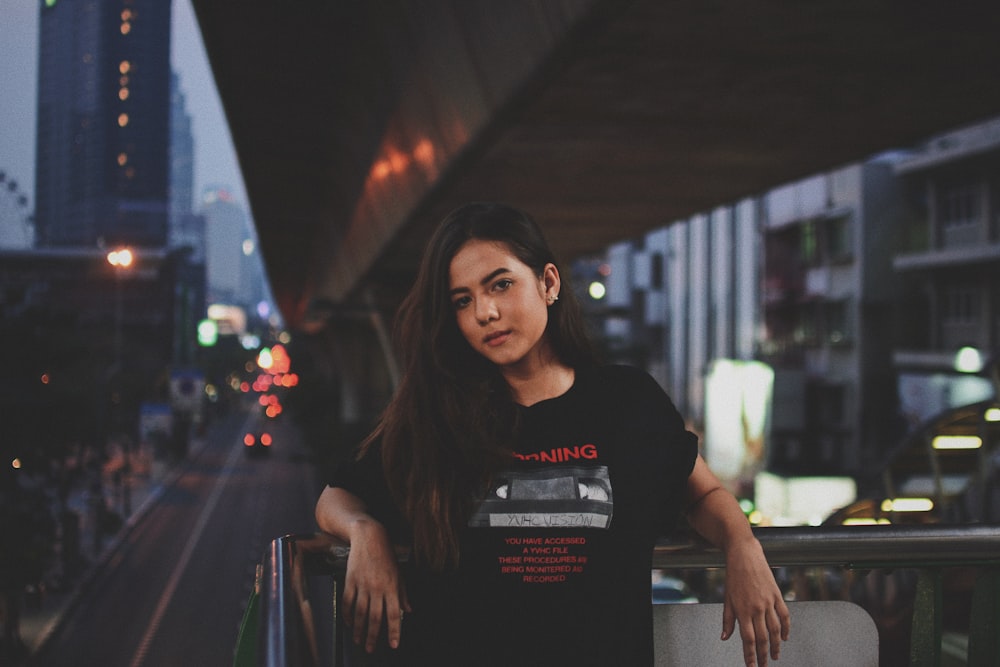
[[342, 519, 411, 653], [721, 537, 790, 666], [683, 457, 790, 666], [315, 486, 411, 653]]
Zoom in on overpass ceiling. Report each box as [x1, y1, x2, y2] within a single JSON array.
[[192, 0, 1000, 329]]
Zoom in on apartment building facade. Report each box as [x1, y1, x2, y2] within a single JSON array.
[[891, 119, 1000, 425], [587, 116, 1000, 489]]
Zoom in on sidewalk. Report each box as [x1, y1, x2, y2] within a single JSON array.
[[11, 432, 208, 664]]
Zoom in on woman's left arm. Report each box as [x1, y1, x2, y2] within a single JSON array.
[[684, 455, 790, 667]]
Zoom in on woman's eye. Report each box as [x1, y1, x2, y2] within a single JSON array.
[[493, 278, 513, 292], [452, 296, 471, 310]]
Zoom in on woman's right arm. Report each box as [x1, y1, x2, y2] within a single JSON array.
[[315, 486, 410, 652]]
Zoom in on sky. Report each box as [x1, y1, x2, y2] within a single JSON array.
[[0, 0, 248, 216]]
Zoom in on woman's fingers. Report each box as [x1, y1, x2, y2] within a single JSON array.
[[734, 612, 763, 667], [721, 602, 736, 641], [346, 589, 403, 653], [341, 586, 356, 628], [770, 600, 791, 655], [363, 595, 385, 653], [752, 614, 771, 666], [351, 591, 369, 647], [343, 525, 406, 652], [726, 597, 790, 666], [778, 599, 791, 641], [344, 581, 406, 652], [385, 605, 403, 649]]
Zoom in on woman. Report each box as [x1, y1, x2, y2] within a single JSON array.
[[315, 202, 790, 666]]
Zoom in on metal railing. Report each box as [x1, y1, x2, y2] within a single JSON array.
[[235, 524, 1000, 667]]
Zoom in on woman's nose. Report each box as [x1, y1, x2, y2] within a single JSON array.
[[475, 297, 498, 324]]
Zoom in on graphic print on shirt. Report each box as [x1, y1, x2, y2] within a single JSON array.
[[468, 465, 614, 529], [469, 463, 612, 584]]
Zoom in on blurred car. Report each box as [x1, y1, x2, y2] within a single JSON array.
[[823, 496, 938, 526], [243, 422, 273, 458], [651, 572, 698, 604]]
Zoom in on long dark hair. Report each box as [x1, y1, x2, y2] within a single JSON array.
[[364, 202, 596, 569]]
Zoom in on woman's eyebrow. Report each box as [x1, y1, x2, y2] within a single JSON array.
[[449, 267, 510, 295]]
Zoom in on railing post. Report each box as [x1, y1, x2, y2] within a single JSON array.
[[967, 566, 1000, 666], [910, 567, 943, 667], [331, 576, 343, 667]]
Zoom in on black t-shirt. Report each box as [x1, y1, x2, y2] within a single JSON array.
[[328, 364, 698, 666]]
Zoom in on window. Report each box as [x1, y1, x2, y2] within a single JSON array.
[[650, 253, 663, 290], [793, 300, 852, 347], [942, 285, 980, 325], [826, 216, 852, 261], [818, 384, 845, 428], [940, 182, 979, 230], [825, 300, 850, 344], [938, 180, 982, 248], [940, 284, 982, 349], [800, 221, 818, 265], [795, 303, 819, 346]]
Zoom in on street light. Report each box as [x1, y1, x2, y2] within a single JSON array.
[[107, 247, 133, 267], [954, 346, 984, 374], [107, 247, 134, 516], [107, 247, 134, 368]]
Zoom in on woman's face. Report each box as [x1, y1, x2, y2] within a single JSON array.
[[448, 239, 559, 371]]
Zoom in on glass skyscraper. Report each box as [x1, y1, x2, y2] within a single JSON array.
[[34, 0, 172, 249]]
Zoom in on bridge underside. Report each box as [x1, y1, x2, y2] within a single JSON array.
[[193, 0, 1000, 331]]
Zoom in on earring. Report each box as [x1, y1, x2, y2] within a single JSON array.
[[547, 294, 559, 304]]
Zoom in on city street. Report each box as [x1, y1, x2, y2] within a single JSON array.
[[32, 408, 324, 667]]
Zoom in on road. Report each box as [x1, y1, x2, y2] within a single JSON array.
[[35, 407, 325, 667]]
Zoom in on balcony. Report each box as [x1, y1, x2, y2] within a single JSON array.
[[236, 526, 1000, 666], [893, 241, 1000, 272]]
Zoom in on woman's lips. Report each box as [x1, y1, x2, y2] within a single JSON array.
[[483, 330, 511, 347]]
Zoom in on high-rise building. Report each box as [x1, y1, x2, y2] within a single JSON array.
[[169, 73, 194, 219], [169, 71, 205, 264], [34, 0, 172, 249], [202, 186, 252, 305]]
